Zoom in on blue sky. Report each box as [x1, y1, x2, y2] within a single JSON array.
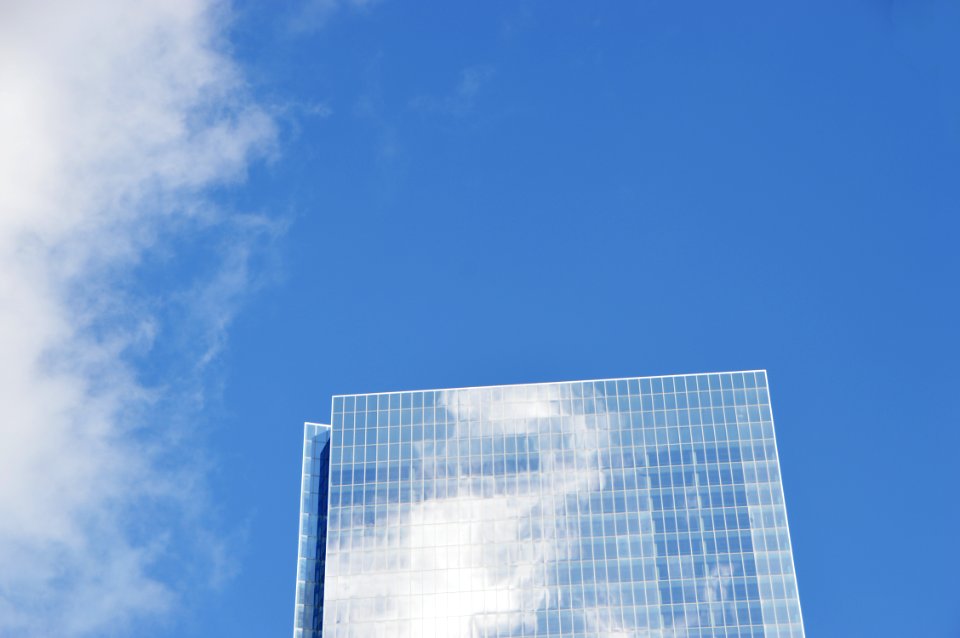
[[1, 1, 958, 637]]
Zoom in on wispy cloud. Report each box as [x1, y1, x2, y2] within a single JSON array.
[[285, 0, 380, 34], [354, 54, 406, 172], [409, 65, 496, 116], [0, 1, 275, 635]]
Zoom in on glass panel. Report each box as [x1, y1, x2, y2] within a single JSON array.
[[303, 372, 803, 637]]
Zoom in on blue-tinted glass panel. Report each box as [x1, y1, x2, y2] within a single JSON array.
[[305, 371, 803, 638], [294, 423, 332, 638]]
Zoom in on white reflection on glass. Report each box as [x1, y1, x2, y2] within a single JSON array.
[[319, 372, 803, 638]]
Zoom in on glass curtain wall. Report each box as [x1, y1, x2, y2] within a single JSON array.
[[310, 371, 803, 637]]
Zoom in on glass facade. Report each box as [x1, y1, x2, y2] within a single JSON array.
[[296, 371, 804, 637], [295, 423, 332, 637]]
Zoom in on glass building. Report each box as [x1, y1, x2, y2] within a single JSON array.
[[295, 371, 804, 637]]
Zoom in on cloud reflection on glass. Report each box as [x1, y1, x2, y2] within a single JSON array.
[[298, 371, 803, 638]]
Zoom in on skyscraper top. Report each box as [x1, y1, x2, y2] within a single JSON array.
[[296, 371, 804, 637]]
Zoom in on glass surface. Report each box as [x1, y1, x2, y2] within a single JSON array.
[[304, 371, 804, 637], [294, 423, 332, 638]]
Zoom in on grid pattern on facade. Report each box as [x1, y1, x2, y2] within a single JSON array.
[[318, 371, 803, 637], [294, 422, 332, 638]]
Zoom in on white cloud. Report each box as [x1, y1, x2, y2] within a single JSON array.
[[0, 1, 275, 635]]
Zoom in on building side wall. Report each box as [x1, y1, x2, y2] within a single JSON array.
[[294, 423, 332, 638]]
